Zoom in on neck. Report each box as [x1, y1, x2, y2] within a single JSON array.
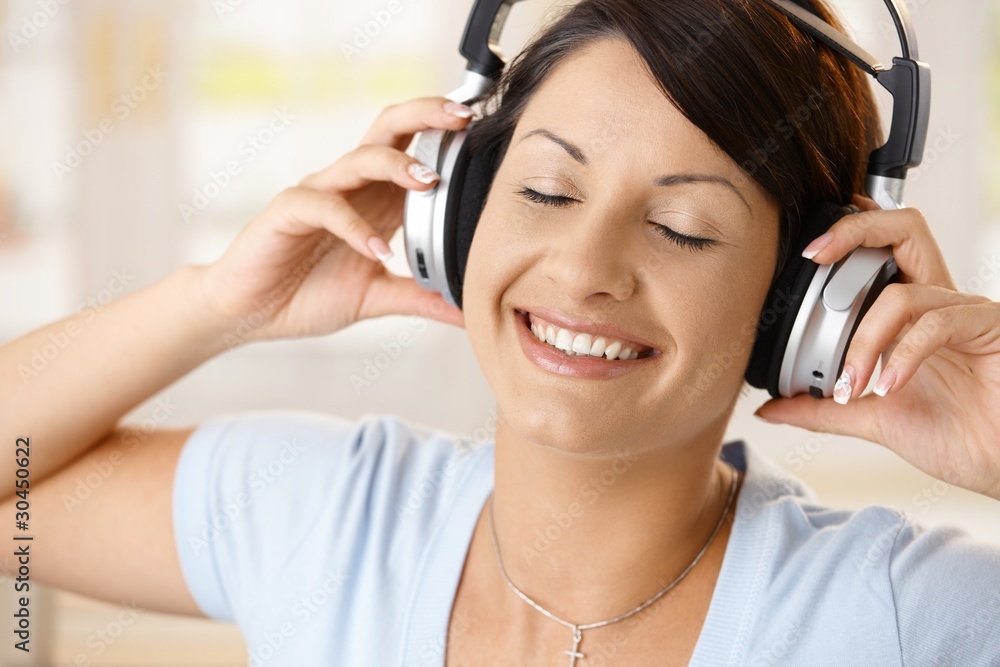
[[485, 406, 739, 624]]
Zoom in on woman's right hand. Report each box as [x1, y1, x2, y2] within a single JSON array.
[[200, 96, 476, 343]]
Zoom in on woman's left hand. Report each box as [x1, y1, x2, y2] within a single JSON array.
[[753, 195, 1000, 501]]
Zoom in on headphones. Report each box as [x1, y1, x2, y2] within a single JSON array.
[[402, 0, 930, 399]]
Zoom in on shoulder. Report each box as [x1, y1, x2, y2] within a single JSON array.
[[178, 409, 491, 531], [172, 410, 492, 624], [723, 440, 1000, 665]]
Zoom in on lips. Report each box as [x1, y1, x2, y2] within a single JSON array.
[[511, 307, 658, 379], [514, 307, 660, 357]]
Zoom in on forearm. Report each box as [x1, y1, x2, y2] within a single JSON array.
[[0, 264, 236, 494]]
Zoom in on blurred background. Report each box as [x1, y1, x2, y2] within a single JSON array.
[[0, 0, 998, 663]]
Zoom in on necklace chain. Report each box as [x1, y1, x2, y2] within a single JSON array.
[[485, 462, 740, 666]]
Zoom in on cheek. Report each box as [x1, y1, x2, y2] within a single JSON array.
[[656, 256, 772, 385], [461, 204, 510, 351]]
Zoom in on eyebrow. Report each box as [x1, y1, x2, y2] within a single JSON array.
[[516, 127, 752, 213]]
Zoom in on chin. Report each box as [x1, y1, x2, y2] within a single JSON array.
[[500, 396, 636, 456]]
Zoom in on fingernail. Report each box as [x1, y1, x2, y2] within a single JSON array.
[[802, 232, 834, 260], [873, 367, 897, 397], [367, 235, 394, 262], [833, 364, 855, 405], [753, 412, 778, 424], [407, 162, 439, 184], [444, 102, 474, 118]]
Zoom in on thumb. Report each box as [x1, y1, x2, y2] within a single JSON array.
[[363, 271, 466, 328], [754, 391, 881, 441]]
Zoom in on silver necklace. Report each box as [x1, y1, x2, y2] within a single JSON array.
[[486, 463, 739, 667]]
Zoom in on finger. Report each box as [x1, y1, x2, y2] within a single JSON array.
[[359, 97, 475, 151], [837, 283, 992, 402], [753, 391, 882, 443], [265, 186, 389, 263], [801, 204, 957, 290], [299, 144, 440, 193], [851, 194, 880, 212], [872, 301, 1000, 397], [361, 271, 466, 328]]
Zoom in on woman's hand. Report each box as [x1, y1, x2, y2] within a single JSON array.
[[753, 195, 1000, 501], [200, 97, 476, 342]]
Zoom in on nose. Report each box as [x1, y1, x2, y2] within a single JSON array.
[[543, 205, 639, 304]]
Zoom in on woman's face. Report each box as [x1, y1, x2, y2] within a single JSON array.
[[463, 37, 781, 456]]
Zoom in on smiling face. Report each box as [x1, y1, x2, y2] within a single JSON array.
[[462, 37, 782, 456]]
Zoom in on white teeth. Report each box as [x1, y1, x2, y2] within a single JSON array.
[[589, 337, 607, 357], [572, 333, 592, 354], [545, 324, 557, 346], [525, 312, 650, 360], [555, 328, 574, 353]]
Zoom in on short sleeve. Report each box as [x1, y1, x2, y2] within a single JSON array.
[[890, 513, 1000, 665], [170, 410, 397, 624]]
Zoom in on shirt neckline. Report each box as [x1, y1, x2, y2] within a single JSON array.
[[400, 439, 800, 667]]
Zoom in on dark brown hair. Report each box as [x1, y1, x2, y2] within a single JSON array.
[[466, 0, 883, 282]]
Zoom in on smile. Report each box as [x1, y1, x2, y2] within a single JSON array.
[[526, 311, 654, 360], [513, 308, 660, 379]]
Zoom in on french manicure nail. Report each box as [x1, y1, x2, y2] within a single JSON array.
[[802, 232, 834, 260], [833, 365, 855, 405], [367, 235, 394, 262], [444, 101, 474, 118], [408, 162, 439, 184], [873, 367, 897, 397]]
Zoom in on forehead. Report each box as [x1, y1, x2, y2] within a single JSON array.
[[512, 37, 751, 187]]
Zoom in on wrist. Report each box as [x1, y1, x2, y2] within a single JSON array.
[[172, 263, 251, 356]]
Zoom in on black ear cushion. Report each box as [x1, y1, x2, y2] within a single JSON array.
[[447, 136, 498, 310], [744, 202, 859, 397]]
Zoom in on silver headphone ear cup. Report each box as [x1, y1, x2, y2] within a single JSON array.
[[404, 128, 449, 300], [778, 248, 899, 398], [745, 203, 855, 398], [403, 127, 471, 308]]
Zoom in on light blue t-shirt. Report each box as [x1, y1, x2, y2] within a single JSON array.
[[172, 410, 1000, 666]]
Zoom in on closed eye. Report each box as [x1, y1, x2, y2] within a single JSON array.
[[516, 186, 576, 207], [515, 186, 717, 252]]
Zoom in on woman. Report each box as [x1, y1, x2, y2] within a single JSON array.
[[2, 0, 999, 664]]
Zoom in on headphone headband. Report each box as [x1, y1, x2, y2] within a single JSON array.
[[765, 0, 930, 188], [457, 0, 931, 206]]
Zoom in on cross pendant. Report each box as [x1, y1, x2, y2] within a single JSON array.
[[563, 627, 584, 667]]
